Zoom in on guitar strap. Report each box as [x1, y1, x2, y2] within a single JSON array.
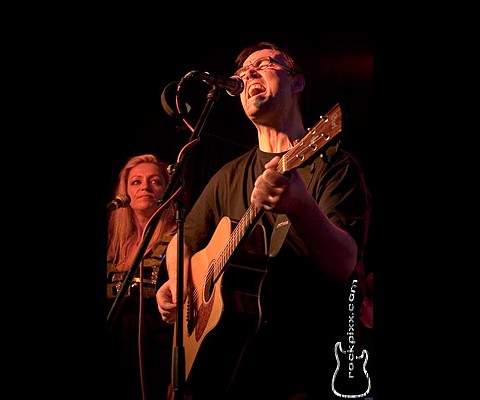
[[268, 162, 316, 257]]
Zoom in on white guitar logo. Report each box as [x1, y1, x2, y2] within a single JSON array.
[[331, 279, 371, 398]]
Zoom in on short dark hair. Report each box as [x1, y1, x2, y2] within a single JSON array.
[[234, 41, 303, 75]]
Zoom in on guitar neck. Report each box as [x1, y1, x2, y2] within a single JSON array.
[[214, 203, 263, 283]]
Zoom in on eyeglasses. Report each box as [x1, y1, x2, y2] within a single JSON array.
[[234, 56, 298, 80]]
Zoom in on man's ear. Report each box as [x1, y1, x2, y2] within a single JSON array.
[[292, 74, 305, 93]]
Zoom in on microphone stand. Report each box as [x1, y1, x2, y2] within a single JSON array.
[[170, 85, 222, 400], [107, 84, 223, 400]]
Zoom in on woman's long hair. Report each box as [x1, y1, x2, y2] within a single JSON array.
[[107, 154, 177, 265]]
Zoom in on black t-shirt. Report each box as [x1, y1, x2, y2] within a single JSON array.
[[183, 145, 371, 398]]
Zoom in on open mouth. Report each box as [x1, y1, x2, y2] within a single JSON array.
[[248, 83, 265, 98]]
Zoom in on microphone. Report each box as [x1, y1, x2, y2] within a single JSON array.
[[107, 194, 131, 212], [191, 71, 244, 96]]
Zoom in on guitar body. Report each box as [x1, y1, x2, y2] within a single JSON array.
[[178, 216, 268, 396]]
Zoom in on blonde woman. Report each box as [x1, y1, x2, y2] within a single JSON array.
[[107, 153, 177, 400]]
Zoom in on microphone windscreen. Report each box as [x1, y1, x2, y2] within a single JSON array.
[[161, 81, 178, 117], [116, 193, 130, 206], [161, 81, 191, 119]]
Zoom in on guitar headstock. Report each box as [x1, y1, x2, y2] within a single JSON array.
[[279, 103, 342, 173]]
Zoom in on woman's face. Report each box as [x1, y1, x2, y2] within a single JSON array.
[[126, 162, 166, 216]]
